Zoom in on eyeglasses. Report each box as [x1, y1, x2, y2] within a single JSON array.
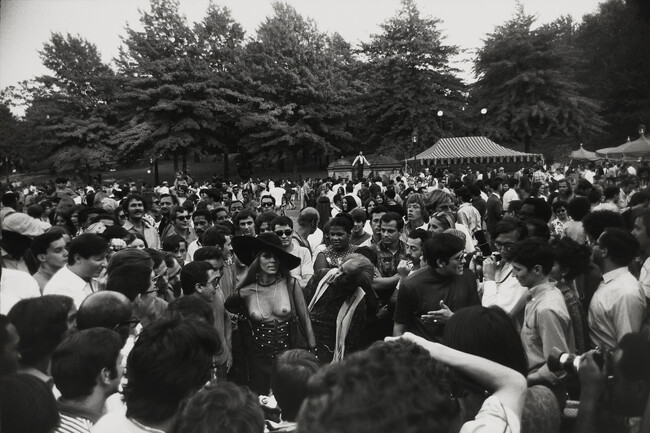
[[450, 252, 468, 262], [494, 241, 515, 250], [176, 215, 191, 221], [275, 229, 292, 237], [112, 318, 140, 331], [261, 202, 274, 207], [119, 214, 127, 220]]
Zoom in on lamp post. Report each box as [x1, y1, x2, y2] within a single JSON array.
[[437, 110, 444, 136], [480, 108, 487, 135]]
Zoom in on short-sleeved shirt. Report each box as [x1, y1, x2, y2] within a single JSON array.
[[394, 266, 479, 343], [373, 240, 407, 278]]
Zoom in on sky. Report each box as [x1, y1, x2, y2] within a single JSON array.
[[0, 0, 605, 91]]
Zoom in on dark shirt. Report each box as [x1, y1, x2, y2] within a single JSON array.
[[471, 196, 487, 221], [394, 266, 480, 343], [373, 240, 407, 278]]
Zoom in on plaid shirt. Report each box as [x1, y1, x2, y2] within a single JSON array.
[[373, 240, 407, 278], [532, 169, 547, 184]]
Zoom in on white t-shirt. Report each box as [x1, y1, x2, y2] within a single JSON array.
[[1, 268, 40, 314], [460, 395, 521, 433]]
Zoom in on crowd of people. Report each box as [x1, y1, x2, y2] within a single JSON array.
[[2, 160, 650, 433]]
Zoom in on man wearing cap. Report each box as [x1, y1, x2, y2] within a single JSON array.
[[44, 233, 109, 308]]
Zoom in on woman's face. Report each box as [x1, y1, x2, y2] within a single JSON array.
[[375, 195, 384, 204], [342, 199, 348, 211], [55, 214, 67, 226], [366, 201, 376, 214], [175, 242, 188, 262], [70, 212, 79, 226], [129, 239, 146, 250], [428, 218, 445, 234], [259, 251, 279, 276], [329, 225, 350, 251]]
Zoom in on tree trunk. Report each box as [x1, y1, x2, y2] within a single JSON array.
[[524, 135, 531, 154], [154, 159, 160, 186], [173, 153, 179, 173], [292, 151, 298, 178], [223, 152, 230, 179], [182, 151, 187, 174]]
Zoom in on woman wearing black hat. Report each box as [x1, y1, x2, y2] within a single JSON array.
[[226, 232, 316, 395]]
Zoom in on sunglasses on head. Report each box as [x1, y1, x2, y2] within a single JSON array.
[[275, 229, 292, 237]]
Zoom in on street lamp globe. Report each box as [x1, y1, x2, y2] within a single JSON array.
[[437, 110, 443, 117], [480, 108, 487, 115]]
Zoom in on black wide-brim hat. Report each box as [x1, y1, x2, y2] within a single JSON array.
[[232, 232, 301, 270]]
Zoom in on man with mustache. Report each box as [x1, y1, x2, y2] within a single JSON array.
[[122, 194, 160, 250]]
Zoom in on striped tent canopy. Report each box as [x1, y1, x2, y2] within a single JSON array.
[[413, 136, 542, 164], [570, 144, 600, 161], [596, 133, 650, 159]]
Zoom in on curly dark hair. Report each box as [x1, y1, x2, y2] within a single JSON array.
[[297, 339, 456, 433], [170, 382, 264, 433]]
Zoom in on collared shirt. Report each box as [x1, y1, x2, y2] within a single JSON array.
[[481, 262, 528, 329], [502, 188, 519, 211], [457, 202, 482, 235], [588, 267, 646, 350], [532, 170, 547, 184], [44, 265, 96, 309], [373, 240, 407, 278], [123, 219, 160, 250], [522, 282, 575, 384], [289, 244, 314, 289]]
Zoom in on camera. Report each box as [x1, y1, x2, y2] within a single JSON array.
[[474, 252, 502, 264], [547, 347, 611, 375]]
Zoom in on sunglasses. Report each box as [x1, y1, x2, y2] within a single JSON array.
[[275, 229, 292, 237], [112, 318, 140, 331], [261, 202, 274, 207], [176, 215, 191, 221], [119, 214, 127, 220]]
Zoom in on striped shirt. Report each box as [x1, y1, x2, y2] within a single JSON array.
[[55, 400, 102, 433]]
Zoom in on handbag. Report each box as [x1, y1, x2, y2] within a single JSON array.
[[287, 278, 310, 350]]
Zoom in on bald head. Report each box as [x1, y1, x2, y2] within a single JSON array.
[[77, 291, 132, 335], [298, 207, 319, 229]]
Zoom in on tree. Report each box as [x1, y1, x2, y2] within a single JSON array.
[[19, 33, 116, 172], [575, 0, 650, 146], [237, 2, 360, 173], [114, 0, 243, 175], [471, 8, 605, 153], [0, 99, 31, 173], [358, 0, 467, 159], [193, 2, 248, 178]]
